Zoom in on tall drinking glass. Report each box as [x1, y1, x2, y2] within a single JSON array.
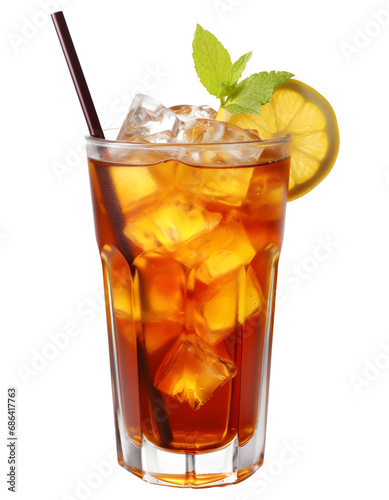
[[86, 132, 291, 487]]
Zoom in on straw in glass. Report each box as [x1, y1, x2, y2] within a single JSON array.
[[51, 11, 173, 443]]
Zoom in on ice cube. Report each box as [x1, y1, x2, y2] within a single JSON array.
[[169, 105, 217, 122], [194, 268, 241, 344], [133, 250, 186, 324], [193, 261, 265, 344], [142, 130, 177, 143], [196, 249, 246, 284], [181, 118, 260, 144], [125, 132, 177, 143], [125, 136, 149, 143], [145, 160, 178, 191], [170, 107, 218, 142], [170, 222, 256, 271], [176, 119, 262, 179], [176, 156, 258, 206], [110, 165, 160, 210], [154, 333, 237, 410], [246, 179, 287, 221], [117, 94, 182, 142], [110, 139, 168, 167], [124, 193, 222, 251], [117, 135, 177, 188]]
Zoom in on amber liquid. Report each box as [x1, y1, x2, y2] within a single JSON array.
[[89, 155, 289, 454]]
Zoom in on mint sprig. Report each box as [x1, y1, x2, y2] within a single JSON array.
[[192, 25, 294, 115]]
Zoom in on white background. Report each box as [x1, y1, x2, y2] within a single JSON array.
[[2, 0, 389, 498]]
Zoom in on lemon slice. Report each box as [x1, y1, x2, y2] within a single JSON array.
[[217, 79, 339, 201]]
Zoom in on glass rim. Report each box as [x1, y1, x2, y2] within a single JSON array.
[[86, 129, 293, 149]]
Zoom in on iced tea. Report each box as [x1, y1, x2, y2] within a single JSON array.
[[87, 141, 290, 463]]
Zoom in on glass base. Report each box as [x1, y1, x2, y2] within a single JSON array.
[[117, 434, 264, 488]]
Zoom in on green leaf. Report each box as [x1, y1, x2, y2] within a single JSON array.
[[192, 24, 232, 98], [223, 51, 252, 89], [224, 71, 294, 114], [266, 70, 295, 88], [223, 103, 261, 115]]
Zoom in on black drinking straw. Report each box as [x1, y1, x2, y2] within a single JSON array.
[[51, 11, 173, 443], [51, 11, 104, 139]]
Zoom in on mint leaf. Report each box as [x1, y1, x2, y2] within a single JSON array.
[[224, 71, 294, 114], [223, 51, 252, 89], [222, 103, 262, 115], [265, 70, 295, 88], [192, 24, 232, 98]]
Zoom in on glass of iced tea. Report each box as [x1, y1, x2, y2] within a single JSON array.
[[86, 113, 291, 487]]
